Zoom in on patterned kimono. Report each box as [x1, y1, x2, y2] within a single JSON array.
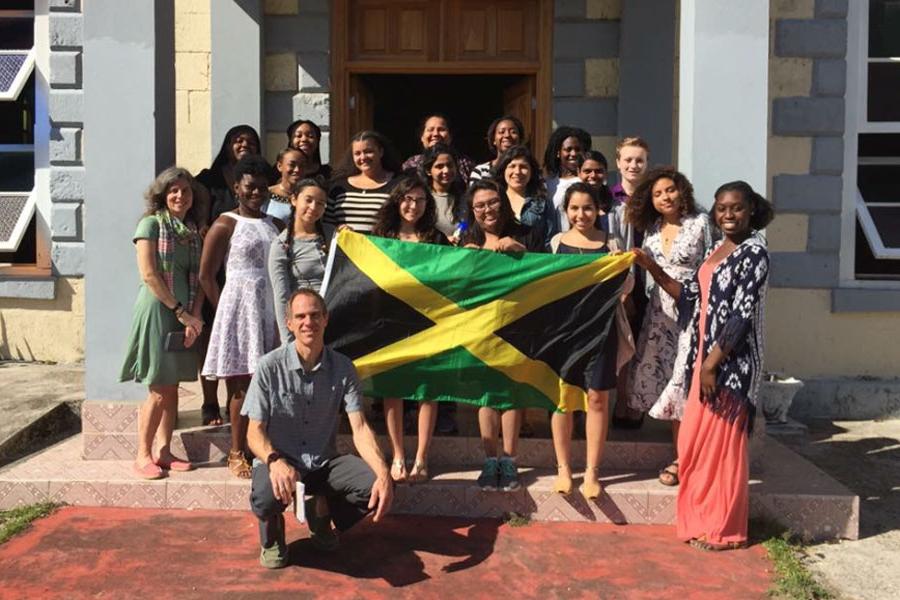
[[668, 235, 769, 430]]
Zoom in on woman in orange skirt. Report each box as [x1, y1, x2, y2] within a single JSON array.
[[633, 180, 774, 550]]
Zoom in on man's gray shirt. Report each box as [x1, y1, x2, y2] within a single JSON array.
[[241, 343, 362, 474]]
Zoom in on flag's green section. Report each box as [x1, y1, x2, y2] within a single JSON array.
[[365, 234, 603, 310], [365, 344, 557, 412]]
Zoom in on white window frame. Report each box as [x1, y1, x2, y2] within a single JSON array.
[[841, 0, 900, 287], [0, 2, 50, 276]]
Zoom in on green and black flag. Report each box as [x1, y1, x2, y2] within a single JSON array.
[[322, 230, 633, 412]]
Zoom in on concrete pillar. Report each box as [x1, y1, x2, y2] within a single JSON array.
[[210, 0, 262, 152], [617, 0, 677, 166], [82, 0, 175, 401], [677, 0, 769, 208]]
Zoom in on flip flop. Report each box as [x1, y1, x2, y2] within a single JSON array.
[[659, 461, 679, 486]]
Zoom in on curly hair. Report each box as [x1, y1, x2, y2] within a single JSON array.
[[333, 130, 403, 180], [713, 180, 775, 231], [372, 175, 443, 243], [485, 114, 526, 156], [491, 145, 547, 201], [626, 167, 698, 233], [542, 126, 592, 177], [143, 166, 202, 225]]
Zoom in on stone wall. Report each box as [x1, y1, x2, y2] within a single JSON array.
[[174, 0, 211, 173], [262, 0, 330, 164], [48, 0, 85, 278], [765, 0, 900, 378], [552, 0, 620, 168]]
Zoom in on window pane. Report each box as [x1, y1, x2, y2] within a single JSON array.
[[855, 222, 900, 279], [0, 18, 33, 50], [870, 0, 900, 58], [858, 164, 900, 203], [868, 206, 900, 246], [867, 63, 900, 121], [0, 153, 34, 191], [0, 212, 35, 265], [0, 72, 33, 144], [859, 133, 900, 157]]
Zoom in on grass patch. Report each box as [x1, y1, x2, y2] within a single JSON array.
[[503, 512, 531, 527], [751, 518, 833, 600], [0, 503, 58, 545]]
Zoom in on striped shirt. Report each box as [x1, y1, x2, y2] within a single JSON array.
[[468, 161, 494, 183], [325, 176, 399, 233]]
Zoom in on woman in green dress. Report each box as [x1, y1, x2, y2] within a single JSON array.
[[120, 167, 206, 479]]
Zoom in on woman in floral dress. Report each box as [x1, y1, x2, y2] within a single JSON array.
[[624, 168, 715, 485]]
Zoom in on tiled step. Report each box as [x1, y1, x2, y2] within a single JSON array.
[[80, 400, 676, 471], [0, 434, 859, 542]]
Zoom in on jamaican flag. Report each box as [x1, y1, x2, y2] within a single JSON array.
[[322, 230, 632, 412]]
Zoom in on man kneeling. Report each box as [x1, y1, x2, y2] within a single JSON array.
[[242, 289, 393, 569]]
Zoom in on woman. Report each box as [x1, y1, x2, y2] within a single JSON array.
[[268, 178, 333, 343], [577, 151, 615, 232], [419, 143, 467, 241], [633, 180, 774, 551], [265, 147, 307, 223], [469, 115, 525, 182], [463, 179, 544, 492], [372, 176, 450, 484], [548, 182, 633, 498], [624, 168, 715, 486], [120, 167, 205, 479], [286, 119, 332, 181], [200, 155, 282, 479], [543, 126, 592, 233], [325, 130, 401, 233], [492, 145, 556, 246], [194, 125, 266, 425], [195, 124, 265, 226], [609, 136, 651, 429], [401, 114, 475, 180]]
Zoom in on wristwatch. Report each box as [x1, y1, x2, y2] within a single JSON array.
[[266, 451, 282, 466]]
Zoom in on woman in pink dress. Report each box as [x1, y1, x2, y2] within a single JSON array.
[[633, 180, 774, 550]]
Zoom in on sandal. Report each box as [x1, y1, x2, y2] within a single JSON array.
[[201, 403, 223, 426], [689, 537, 747, 552], [659, 461, 679, 486], [227, 449, 252, 479], [390, 459, 408, 483], [133, 461, 164, 480], [408, 461, 429, 483], [581, 478, 603, 500], [553, 473, 573, 495]]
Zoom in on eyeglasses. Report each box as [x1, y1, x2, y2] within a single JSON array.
[[401, 195, 426, 205], [472, 198, 501, 213]]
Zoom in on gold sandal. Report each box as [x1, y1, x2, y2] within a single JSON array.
[[553, 466, 573, 495], [581, 469, 603, 499], [390, 459, 408, 483], [409, 461, 429, 483], [227, 449, 251, 479]]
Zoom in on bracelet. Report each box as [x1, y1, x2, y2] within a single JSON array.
[[171, 301, 184, 315]]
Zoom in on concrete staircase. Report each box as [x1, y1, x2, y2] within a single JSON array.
[[0, 400, 859, 542]]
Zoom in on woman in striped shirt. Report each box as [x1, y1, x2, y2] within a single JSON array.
[[325, 131, 402, 233]]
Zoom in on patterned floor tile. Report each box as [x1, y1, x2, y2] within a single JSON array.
[[82, 434, 137, 460], [463, 486, 535, 519], [224, 481, 252, 511], [0, 481, 50, 509], [167, 481, 228, 510], [106, 481, 166, 508], [647, 489, 678, 525], [80, 401, 139, 434], [394, 483, 468, 517], [48, 481, 108, 507]]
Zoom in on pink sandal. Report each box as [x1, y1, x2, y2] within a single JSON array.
[[156, 456, 193, 472], [133, 461, 164, 480]]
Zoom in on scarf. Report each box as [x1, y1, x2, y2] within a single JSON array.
[[155, 209, 202, 312]]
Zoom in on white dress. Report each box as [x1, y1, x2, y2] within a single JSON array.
[[202, 213, 280, 378], [625, 212, 715, 420]]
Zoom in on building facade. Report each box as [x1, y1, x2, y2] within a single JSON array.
[[0, 0, 897, 409]]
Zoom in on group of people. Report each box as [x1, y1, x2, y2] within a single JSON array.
[[119, 112, 774, 567]]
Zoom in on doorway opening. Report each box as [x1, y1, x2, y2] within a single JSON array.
[[350, 73, 536, 164]]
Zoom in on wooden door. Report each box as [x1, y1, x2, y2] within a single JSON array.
[[503, 76, 536, 152], [348, 75, 375, 138]]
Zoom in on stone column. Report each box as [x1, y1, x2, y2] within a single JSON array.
[[210, 0, 262, 152], [82, 0, 175, 404], [677, 0, 769, 208]]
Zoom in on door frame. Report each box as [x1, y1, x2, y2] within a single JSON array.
[[330, 0, 553, 163]]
